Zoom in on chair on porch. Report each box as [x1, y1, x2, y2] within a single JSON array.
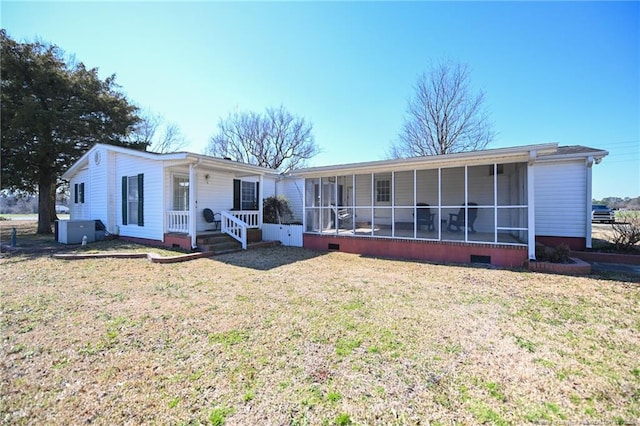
[[203, 208, 221, 231], [448, 203, 478, 233], [416, 203, 435, 232]]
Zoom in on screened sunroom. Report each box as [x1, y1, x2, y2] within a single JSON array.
[[303, 161, 529, 246]]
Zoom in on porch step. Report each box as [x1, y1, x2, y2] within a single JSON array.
[[196, 232, 280, 255], [197, 232, 241, 254]]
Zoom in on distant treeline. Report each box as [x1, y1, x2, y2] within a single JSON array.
[[593, 196, 640, 210]]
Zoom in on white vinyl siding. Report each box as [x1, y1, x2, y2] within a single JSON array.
[[70, 168, 90, 220], [276, 177, 304, 222], [116, 154, 163, 241], [535, 160, 587, 237], [88, 147, 108, 227]]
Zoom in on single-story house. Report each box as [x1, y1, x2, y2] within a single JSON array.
[[62, 142, 607, 267], [61, 143, 301, 250]]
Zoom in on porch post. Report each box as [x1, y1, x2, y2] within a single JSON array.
[[585, 156, 594, 249], [527, 152, 536, 260], [189, 163, 197, 249], [258, 174, 264, 228]]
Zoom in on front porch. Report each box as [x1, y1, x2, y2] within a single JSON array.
[[164, 210, 263, 251]]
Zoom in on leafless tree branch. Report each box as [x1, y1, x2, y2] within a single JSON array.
[[205, 105, 319, 173], [389, 60, 496, 158]]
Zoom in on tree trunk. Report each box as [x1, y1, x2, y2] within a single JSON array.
[[50, 184, 58, 223], [37, 176, 53, 234]]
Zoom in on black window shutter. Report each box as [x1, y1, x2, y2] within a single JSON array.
[[137, 174, 144, 226], [122, 176, 128, 225], [255, 182, 260, 211], [233, 179, 241, 210], [80, 183, 85, 203], [74, 184, 78, 204]]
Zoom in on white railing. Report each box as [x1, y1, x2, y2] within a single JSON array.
[[167, 210, 189, 233], [228, 210, 260, 228], [221, 211, 247, 250]]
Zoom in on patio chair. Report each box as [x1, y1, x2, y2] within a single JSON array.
[[337, 208, 353, 228], [203, 208, 221, 231], [416, 203, 435, 231], [447, 203, 478, 233]]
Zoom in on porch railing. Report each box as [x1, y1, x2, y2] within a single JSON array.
[[228, 210, 260, 228], [221, 211, 247, 250], [167, 210, 189, 233]]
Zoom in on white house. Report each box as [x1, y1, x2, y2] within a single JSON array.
[[61, 144, 295, 250], [62, 142, 607, 267]]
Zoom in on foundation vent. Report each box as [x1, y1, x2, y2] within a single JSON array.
[[470, 254, 491, 264]]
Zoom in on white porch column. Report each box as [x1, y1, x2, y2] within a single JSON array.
[[527, 151, 536, 260], [189, 163, 197, 249], [258, 174, 264, 228], [585, 156, 594, 249]]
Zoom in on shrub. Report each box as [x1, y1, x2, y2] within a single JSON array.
[[535, 243, 572, 263], [611, 215, 640, 252], [263, 196, 293, 224]]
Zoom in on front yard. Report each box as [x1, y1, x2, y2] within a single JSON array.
[[1, 235, 639, 424]]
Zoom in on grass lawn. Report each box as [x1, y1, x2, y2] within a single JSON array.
[[1, 222, 639, 424]]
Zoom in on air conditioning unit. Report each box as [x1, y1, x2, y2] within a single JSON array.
[[57, 220, 96, 244]]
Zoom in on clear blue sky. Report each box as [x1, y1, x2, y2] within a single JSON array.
[[2, 1, 638, 199]]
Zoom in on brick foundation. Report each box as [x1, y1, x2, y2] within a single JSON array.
[[303, 234, 528, 267], [163, 233, 192, 250], [536, 236, 586, 251], [526, 257, 591, 275]]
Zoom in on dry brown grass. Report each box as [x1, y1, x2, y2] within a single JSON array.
[[2, 234, 639, 425]]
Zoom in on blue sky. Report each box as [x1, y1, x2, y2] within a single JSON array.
[[2, 1, 638, 199]]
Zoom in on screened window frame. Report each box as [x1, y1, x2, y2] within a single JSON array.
[[302, 162, 529, 246]]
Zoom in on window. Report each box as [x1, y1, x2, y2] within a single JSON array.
[[173, 175, 189, 210], [376, 179, 390, 202], [233, 179, 259, 210], [122, 174, 144, 226], [74, 183, 85, 204], [241, 181, 256, 210]]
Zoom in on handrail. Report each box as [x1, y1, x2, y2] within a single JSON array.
[[227, 210, 260, 228], [221, 211, 247, 250]]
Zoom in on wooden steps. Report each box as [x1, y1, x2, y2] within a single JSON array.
[[196, 232, 280, 255]]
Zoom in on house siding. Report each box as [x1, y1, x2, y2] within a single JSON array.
[[277, 177, 304, 222], [70, 168, 90, 220], [88, 147, 108, 226], [535, 160, 587, 238], [116, 153, 164, 241]]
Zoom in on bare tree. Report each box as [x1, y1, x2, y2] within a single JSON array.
[[206, 105, 318, 173], [133, 111, 188, 153], [153, 123, 187, 153], [389, 61, 495, 158]]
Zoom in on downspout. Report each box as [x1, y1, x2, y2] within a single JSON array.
[[585, 156, 594, 249], [189, 162, 199, 249], [258, 174, 264, 229], [527, 150, 537, 260]]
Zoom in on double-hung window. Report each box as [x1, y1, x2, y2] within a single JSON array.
[[74, 183, 85, 204], [122, 174, 144, 226]]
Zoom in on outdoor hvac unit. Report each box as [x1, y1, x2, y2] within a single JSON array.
[[57, 220, 96, 244]]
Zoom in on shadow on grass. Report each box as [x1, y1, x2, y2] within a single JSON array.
[[212, 246, 328, 271]]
